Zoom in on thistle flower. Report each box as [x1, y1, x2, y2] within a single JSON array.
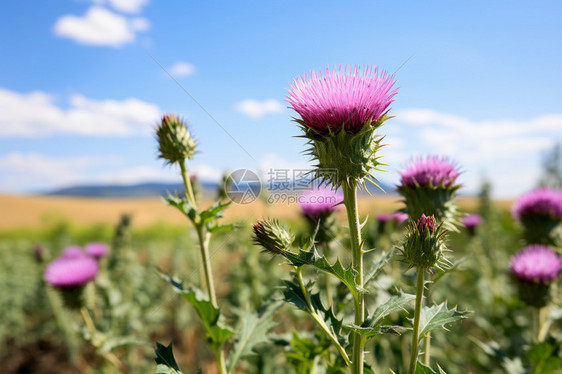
[[156, 114, 196, 165], [287, 65, 398, 188], [512, 188, 562, 220], [45, 256, 99, 289], [377, 211, 408, 225], [299, 187, 343, 219], [463, 214, 482, 236], [511, 245, 561, 284], [252, 219, 294, 255], [511, 245, 561, 307], [287, 65, 397, 134], [511, 188, 562, 245], [401, 214, 448, 270], [61, 246, 86, 259], [397, 156, 461, 231], [85, 242, 109, 259]]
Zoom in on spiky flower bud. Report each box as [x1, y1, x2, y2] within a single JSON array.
[[397, 156, 461, 232], [287, 65, 398, 188], [252, 219, 294, 255], [401, 214, 448, 270], [156, 114, 196, 164]]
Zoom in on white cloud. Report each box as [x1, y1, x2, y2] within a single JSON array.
[[390, 108, 562, 197], [236, 99, 284, 119], [169, 62, 196, 77], [191, 164, 223, 182], [96, 166, 179, 184], [53, 6, 149, 47], [0, 88, 161, 137]]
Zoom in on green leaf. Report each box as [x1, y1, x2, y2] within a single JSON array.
[[281, 247, 364, 300], [199, 199, 231, 226], [527, 339, 562, 374], [414, 362, 446, 374], [419, 302, 470, 337], [155, 342, 184, 374], [364, 248, 395, 286], [227, 302, 281, 374], [160, 272, 234, 348], [344, 292, 415, 343], [162, 194, 197, 221], [432, 256, 466, 283]]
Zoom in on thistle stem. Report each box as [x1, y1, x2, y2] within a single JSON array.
[[342, 184, 366, 374], [536, 306, 549, 343], [179, 159, 197, 208], [409, 268, 425, 374]]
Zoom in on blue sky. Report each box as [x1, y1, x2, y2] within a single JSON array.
[[0, 0, 561, 198]]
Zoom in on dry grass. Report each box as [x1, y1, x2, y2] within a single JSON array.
[[0, 194, 513, 230]]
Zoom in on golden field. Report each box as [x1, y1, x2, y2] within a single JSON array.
[[0, 193, 513, 230]]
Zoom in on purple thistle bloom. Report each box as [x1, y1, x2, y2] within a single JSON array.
[[416, 214, 437, 234], [399, 156, 460, 188], [44, 256, 99, 288], [287, 65, 398, 134], [463, 214, 482, 229], [511, 245, 561, 283], [85, 242, 109, 259], [377, 211, 408, 225], [299, 187, 343, 218], [61, 246, 86, 259], [511, 188, 562, 220], [376, 212, 392, 223]]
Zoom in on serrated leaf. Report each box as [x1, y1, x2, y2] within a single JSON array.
[[282, 247, 364, 299], [162, 194, 197, 221], [227, 302, 281, 374], [419, 302, 470, 337], [414, 362, 437, 374], [199, 199, 231, 226], [160, 272, 234, 348], [155, 342, 184, 374], [344, 292, 415, 343], [527, 339, 562, 374], [364, 248, 395, 286]]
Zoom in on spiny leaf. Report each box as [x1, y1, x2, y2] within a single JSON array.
[[162, 194, 196, 221], [364, 248, 395, 286], [227, 302, 281, 374], [160, 272, 234, 347], [432, 256, 466, 283], [419, 302, 470, 337], [414, 361, 446, 374], [282, 247, 364, 299], [199, 199, 231, 226], [155, 342, 184, 374]]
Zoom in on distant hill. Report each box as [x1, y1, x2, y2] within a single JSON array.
[[46, 180, 397, 198]]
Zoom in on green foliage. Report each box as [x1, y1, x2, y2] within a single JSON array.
[[527, 339, 562, 374], [161, 272, 234, 349], [418, 302, 470, 337], [155, 342, 185, 374], [414, 362, 446, 373]]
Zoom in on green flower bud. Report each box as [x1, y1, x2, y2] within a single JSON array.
[[252, 219, 294, 255], [401, 214, 448, 270], [156, 114, 196, 164]]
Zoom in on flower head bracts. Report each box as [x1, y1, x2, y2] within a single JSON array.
[[511, 245, 561, 284], [156, 114, 197, 165], [401, 214, 449, 271], [287, 66, 397, 189], [252, 219, 294, 255], [287, 65, 397, 134], [44, 256, 99, 288], [512, 188, 562, 220], [397, 156, 461, 231]]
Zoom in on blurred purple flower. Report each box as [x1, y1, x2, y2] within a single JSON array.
[[44, 256, 99, 288], [511, 245, 561, 283], [61, 246, 86, 259], [511, 187, 562, 220], [377, 211, 408, 225], [463, 214, 482, 229], [287, 65, 398, 134], [399, 156, 460, 188], [299, 187, 343, 218], [85, 242, 109, 259]]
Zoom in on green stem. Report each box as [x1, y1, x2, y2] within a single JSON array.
[[536, 306, 549, 343], [409, 268, 425, 374], [81, 307, 125, 373], [323, 242, 334, 308], [195, 225, 218, 307], [296, 268, 352, 367], [423, 333, 430, 366], [179, 159, 197, 208], [342, 184, 365, 374]]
